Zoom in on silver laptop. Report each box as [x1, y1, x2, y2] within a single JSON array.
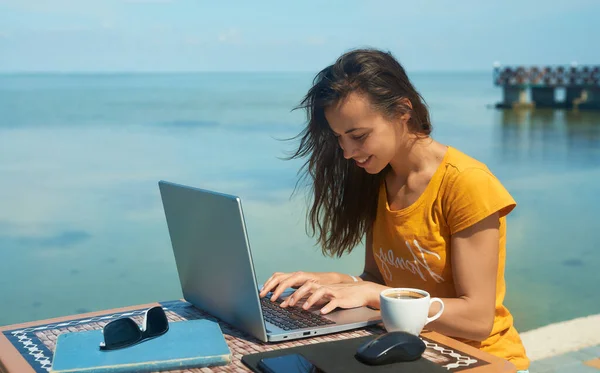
[[158, 180, 381, 342]]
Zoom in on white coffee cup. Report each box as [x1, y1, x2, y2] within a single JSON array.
[[380, 288, 444, 336]]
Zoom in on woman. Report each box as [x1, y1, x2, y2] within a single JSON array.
[[259, 48, 529, 371]]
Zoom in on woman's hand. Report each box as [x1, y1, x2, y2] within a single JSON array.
[[281, 281, 388, 314], [259, 271, 348, 302]]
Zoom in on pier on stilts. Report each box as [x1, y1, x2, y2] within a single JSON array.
[[493, 63, 600, 110]]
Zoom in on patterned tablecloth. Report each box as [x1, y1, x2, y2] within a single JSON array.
[[1, 300, 489, 372]]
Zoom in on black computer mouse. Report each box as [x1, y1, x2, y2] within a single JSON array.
[[355, 331, 426, 365]]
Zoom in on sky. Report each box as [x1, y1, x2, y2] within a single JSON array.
[[0, 0, 598, 72]]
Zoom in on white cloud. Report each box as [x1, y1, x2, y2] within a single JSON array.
[[100, 20, 114, 29], [218, 28, 241, 44]]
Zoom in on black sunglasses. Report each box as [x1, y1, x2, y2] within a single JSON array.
[[99, 306, 169, 350]]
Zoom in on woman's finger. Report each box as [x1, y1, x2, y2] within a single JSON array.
[[259, 272, 285, 297], [282, 282, 318, 307], [302, 286, 330, 310], [320, 299, 338, 315], [270, 272, 308, 301]]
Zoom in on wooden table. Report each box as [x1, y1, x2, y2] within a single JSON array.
[[0, 299, 516, 373]]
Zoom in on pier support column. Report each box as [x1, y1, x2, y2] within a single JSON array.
[[531, 87, 556, 108], [502, 86, 528, 107]]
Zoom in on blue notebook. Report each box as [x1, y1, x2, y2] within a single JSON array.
[[50, 319, 231, 373]]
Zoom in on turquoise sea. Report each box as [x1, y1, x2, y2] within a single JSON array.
[[1, 72, 599, 332]]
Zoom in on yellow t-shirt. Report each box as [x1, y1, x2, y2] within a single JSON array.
[[371, 146, 530, 370]]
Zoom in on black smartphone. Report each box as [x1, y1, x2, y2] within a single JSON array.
[[257, 353, 325, 373]]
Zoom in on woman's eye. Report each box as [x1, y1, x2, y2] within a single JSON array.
[[352, 133, 367, 141]]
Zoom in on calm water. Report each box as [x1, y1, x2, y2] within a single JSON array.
[[1, 72, 599, 332]]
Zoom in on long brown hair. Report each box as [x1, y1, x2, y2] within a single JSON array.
[[290, 48, 432, 258]]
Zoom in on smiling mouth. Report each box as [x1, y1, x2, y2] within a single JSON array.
[[355, 156, 371, 165]]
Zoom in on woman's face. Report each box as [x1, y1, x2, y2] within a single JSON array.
[[325, 92, 408, 174]]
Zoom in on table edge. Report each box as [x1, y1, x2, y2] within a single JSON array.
[[0, 302, 516, 373], [0, 301, 161, 332]]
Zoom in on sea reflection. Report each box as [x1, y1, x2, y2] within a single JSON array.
[[490, 107, 600, 331], [494, 108, 600, 168]]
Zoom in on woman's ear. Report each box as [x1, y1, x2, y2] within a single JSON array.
[[399, 97, 413, 110], [397, 97, 413, 127]]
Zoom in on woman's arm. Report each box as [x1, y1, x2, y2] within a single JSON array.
[[359, 229, 386, 284], [283, 215, 500, 342], [426, 212, 499, 341]]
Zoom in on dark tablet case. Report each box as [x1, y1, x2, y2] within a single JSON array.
[[241, 335, 447, 373]]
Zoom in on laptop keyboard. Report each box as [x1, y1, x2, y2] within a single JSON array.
[[260, 297, 335, 331]]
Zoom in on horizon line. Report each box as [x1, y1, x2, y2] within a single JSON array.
[[0, 69, 494, 75]]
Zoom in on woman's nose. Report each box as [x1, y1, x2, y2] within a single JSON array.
[[339, 138, 355, 160]]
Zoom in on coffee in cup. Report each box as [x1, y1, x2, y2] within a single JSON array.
[[383, 289, 426, 300], [380, 288, 444, 336]]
